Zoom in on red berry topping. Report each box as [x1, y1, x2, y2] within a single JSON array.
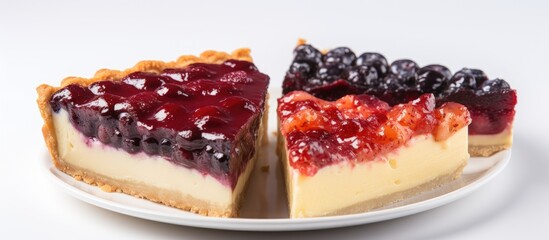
[[278, 91, 470, 176], [282, 43, 516, 136], [50, 60, 269, 187]]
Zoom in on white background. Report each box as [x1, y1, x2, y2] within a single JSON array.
[[1, 0, 549, 239]]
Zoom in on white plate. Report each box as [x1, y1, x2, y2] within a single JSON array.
[[44, 89, 512, 231]]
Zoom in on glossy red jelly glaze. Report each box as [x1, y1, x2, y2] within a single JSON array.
[[278, 91, 470, 176], [50, 60, 269, 187]]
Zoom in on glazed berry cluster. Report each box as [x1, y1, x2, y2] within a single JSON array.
[[50, 60, 269, 187], [278, 91, 470, 176], [283, 44, 517, 135]]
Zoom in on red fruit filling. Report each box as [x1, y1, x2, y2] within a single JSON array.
[[278, 91, 470, 176]]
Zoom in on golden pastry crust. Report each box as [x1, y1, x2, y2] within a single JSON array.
[[36, 49, 254, 217], [469, 144, 509, 157], [37, 48, 252, 171], [296, 38, 307, 46]]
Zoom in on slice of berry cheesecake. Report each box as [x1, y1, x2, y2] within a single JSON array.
[[282, 40, 516, 157], [277, 91, 471, 218], [37, 49, 270, 217]]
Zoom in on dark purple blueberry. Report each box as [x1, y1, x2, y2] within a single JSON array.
[[418, 65, 452, 81], [142, 137, 159, 155], [381, 75, 405, 90], [97, 124, 112, 144], [122, 137, 141, 153], [289, 61, 315, 78], [173, 147, 194, 164], [117, 112, 135, 136], [316, 63, 347, 82], [70, 110, 97, 136], [480, 79, 511, 92], [293, 44, 323, 65], [110, 128, 123, 147], [417, 65, 452, 92], [213, 152, 230, 172], [306, 78, 324, 87], [447, 68, 488, 92], [159, 138, 172, 157], [324, 47, 356, 66], [343, 65, 379, 87], [355, 52, 389, 77], [390, 59, 419, 85]]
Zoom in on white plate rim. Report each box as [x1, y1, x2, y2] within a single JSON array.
[[45, 149, 511, 231]]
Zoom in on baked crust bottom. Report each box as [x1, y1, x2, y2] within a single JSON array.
[[310, 162, 466, 217], [51, 104, 267, 218], [56, 161, 240, 217], [468, 144, 508, 157]]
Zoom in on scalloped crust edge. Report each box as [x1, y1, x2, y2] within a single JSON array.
[[36, 49, 254, 217]]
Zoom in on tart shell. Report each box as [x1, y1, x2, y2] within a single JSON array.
[[36, 49, 257, 217]]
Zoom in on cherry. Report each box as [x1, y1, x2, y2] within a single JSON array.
[[173, 65, 214, 82], [127, 92, 161, 115], [220, 96, 257, 113], [50, 84, 93, 111], [150, 103, 188, 127], [155, 83, 190, 98], [223, 59, 258, 72], [124, 72, 165, 90], [191, 106, 230, 131], [219, 70, 253, 84]]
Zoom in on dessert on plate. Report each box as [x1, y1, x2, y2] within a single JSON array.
[[282, 40, 516, 157], [37, 49, 270, 217], [277, 91, 471, 218]]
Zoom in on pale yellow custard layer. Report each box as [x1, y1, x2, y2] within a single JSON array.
[[282, 128, 469, 218], [52, 109, 253, 210], [469, 127, 513, 147]]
